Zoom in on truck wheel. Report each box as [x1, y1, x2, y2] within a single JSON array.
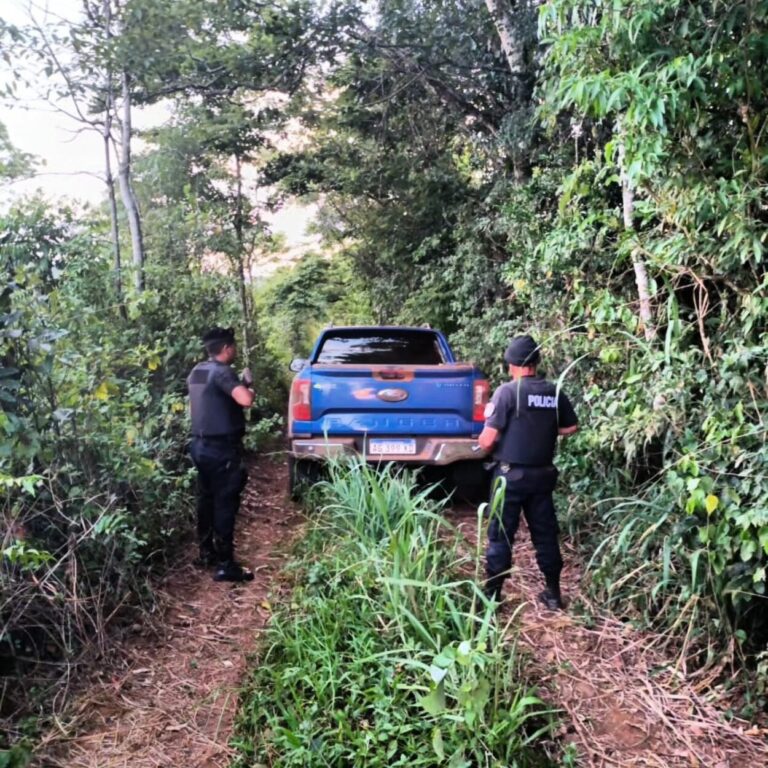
[[288, 456, 322, 500], [419, 466, 453, 500], [450, 461, 491, 505]]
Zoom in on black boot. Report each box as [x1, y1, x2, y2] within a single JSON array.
[[211, 536, 252, 582], [538, 580, 564, 611], [213, 560, 254, 582]]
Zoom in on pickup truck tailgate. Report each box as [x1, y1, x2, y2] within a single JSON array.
[[305, 364, 478, 435]]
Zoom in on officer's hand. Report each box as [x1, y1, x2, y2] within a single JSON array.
[[240, 367, 254, 387]]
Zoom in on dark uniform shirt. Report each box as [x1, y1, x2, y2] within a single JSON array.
[[187, 360, 245, 439], [485, 376, 577, 466]]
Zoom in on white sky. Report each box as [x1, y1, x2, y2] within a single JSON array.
[[0, 0, 316, 248], [2, 0, 107, 203]]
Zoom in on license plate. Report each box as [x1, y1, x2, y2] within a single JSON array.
[[369, 438, 416, 455]]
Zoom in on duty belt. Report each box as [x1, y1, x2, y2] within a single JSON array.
[[193, 433, 242, 445], [498, 462, 553, 473]]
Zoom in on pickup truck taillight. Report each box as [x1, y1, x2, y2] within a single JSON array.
[[290, 379, 312, 422], [473, 379, 490, 422]]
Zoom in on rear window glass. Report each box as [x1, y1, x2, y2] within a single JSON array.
[[314, 330, 444, 365]]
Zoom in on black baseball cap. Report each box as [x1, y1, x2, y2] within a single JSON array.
[[202, 326, 235, 346], [503, 335, 540, 366]]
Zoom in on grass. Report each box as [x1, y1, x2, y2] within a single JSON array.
[[231, 459, 556, 767]]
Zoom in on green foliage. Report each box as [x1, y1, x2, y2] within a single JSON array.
[[0, 199, 242, 725], [233, 461, 556, 767], [263, 0, 526, 326], [0, 744, 30, 768], [111, 0, 317, 103], [3, 0, 767, 747], [255, 253, 371, 372], [262, 0, 768, 693], [530, 0, 768, 662]]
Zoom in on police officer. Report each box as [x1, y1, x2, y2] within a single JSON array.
[[478, 334, 578, 610], [187, 327, 255, 582]]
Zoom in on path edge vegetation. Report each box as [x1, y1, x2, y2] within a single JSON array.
[[231, 461, 563, 768]]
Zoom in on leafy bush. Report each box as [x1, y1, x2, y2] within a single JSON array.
[[0, 200, 249, 730]]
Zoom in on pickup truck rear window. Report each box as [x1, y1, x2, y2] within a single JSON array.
[[314, 330, 445, 365]]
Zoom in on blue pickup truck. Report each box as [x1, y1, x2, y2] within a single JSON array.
[[287, 326, 490, 497]]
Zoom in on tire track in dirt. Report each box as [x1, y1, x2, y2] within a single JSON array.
[[448, 507, 768, 768], [34, 453, 303, 768]]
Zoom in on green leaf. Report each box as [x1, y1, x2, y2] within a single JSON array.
[[432, 727, 445, 760], [740, 539, 757, 562], [447, 750, 469, 768], [690, 549, 703, 592], [419, 682, 446, 716], [759, 526, 768, 555], [433, 649, 455, 667]]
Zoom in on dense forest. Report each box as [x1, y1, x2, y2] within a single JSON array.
[[1, 0, 767, 764]]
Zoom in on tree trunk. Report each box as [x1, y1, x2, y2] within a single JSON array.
[[631, 253, 655, 341], [618, 131, 655, 341], [484, 1, 534, 179], [116, 70, 145, 292], [104, 125, 124, 310], [102, 0, 124, 315], [233, 154, 252, 366], [484, 0, 525, 75]]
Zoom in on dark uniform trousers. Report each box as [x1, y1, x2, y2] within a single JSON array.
[[189, 436, 248, 563], [486, 464, 563, 594]]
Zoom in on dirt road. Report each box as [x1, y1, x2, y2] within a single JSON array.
[[32, 459, 767, 767], [34, 454, 303, 768], [448, 506, 768, 768]]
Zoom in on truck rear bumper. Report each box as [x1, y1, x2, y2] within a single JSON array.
[[290, 436, 487, 465]]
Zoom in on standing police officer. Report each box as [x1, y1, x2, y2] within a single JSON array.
[[187, 327, 255, 582], [478, 335, 578, 610]]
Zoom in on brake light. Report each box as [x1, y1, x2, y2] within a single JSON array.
[[473, 379, 490, 421], [290, 379, 312, 422]]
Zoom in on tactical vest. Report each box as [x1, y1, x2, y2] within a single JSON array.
[[187, 360, 245, 439], [495, 378, 561, 466]]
